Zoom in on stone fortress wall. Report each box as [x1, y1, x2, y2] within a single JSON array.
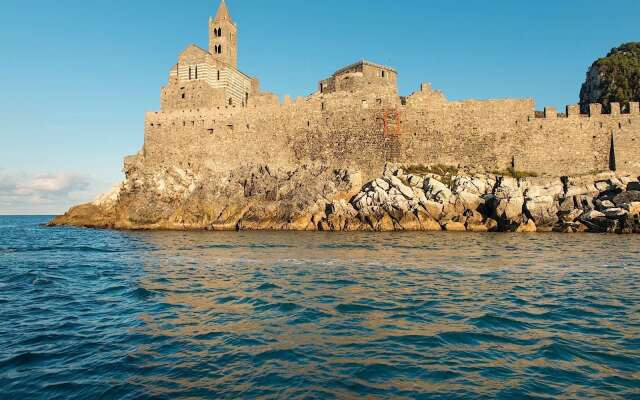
[[134, 1, 640, 179]]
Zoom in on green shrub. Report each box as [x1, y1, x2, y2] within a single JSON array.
[[580, 42, 640, 110], [492, 167, 538, 179]]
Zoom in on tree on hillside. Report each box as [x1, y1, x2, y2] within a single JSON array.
[[580, 42, 640, 112]]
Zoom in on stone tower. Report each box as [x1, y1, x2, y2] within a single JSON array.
[[209, 0, 238, 68]]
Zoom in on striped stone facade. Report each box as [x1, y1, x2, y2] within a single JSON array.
[[168, 62, 252, 107]]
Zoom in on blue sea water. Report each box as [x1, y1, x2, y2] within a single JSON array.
[[1, 216, 639, 399]]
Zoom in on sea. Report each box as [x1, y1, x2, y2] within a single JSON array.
[[1, 215, 639, 399]]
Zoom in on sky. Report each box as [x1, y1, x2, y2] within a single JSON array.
[[1, 0, 638, 215]]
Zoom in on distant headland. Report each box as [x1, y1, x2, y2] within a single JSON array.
[[50, 1, 640, 233]]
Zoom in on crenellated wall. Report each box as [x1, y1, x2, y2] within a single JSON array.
[[140, 70, 640, 179]]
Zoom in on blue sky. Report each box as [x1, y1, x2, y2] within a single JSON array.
[[1, 0, 638, 214]]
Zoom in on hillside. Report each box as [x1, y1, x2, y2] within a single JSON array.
[[580, 42, 640, 111]]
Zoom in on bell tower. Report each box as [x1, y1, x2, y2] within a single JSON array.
[[209, 0, 238, 68]]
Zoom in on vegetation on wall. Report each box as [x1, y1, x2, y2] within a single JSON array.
[[580, 42, 640, 111]]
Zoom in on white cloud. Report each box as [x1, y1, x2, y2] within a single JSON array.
[[25, 173, 90, 195], [0, 170, 108, 215]]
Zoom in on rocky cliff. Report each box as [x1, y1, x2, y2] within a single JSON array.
[[580, 42, 640, 112], [50, 160, 640, 234]]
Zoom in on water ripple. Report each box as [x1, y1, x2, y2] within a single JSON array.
[[1, 216, 639, 399]]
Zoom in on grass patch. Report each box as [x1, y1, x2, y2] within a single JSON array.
[[403, 164, 458, 177], [492, 167, 539, 179]]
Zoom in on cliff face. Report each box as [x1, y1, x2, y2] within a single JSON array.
[[580, 42, 640, 112], [50, 159, 640, 234]]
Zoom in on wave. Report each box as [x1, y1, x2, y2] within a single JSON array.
[[6, 246, 122, 254]]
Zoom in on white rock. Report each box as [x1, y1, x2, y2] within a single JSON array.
[[389, 176, 415, 199], [582, 210, 605, 220], [373, 178, 390, 191], [424, 178, 452, 203], [603, 208, 628, 218]]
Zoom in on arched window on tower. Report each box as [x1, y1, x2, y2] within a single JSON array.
[[218, 28, 222, 36], [188, 67, 192, 80]]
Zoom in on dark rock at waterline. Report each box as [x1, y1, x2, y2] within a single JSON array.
[[613, 190, 640, 206]]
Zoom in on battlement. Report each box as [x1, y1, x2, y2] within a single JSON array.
[[533, 102, 640, 119]]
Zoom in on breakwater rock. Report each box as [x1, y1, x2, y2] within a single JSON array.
[[50, 163, 640, 233]]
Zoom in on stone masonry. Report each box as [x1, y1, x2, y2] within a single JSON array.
[[135, 1, 640, 180]]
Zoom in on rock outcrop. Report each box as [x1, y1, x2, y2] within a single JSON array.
[[50, 162, 640, 234], [580, 42, 640, 112]]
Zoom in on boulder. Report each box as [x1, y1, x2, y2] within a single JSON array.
[[451, 175, 495, 197], [579, 214, 616, 233], [603, 208, 629, 218], [492, 192, 525, 225], [525, 195, 559, 227], [562, 208, 584, 223], [444, 221, 466, 232], [516, 219, 537, 233], [424, 178, 453, 204], [398, 212, 422, 231], [457, 191, 484, 212], [421, 200, 444, 220], [627, 182, 640, 192], [581, 210, 605, 220], [613, 191, 640, 206], [596, 199, 615, 210], [416, 210, 442, 231], [467, 223, 489, 232], [373, 178, 390, 192], [627, 202, 640, 216], [407, 174, 424, 188], [392, 179, 416, 200]]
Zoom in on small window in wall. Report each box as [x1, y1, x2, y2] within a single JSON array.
[[181, 93, 185, 99], [321, 102, 325, 111], [320, 83, 324, 93], [189, 67, 192, 80], [229, 98, 233, 106], [376, 98, 382, 106], [195, 66, 198, 79], [217, 70, 221, 80], [245, 92, 249, 105], [381, 70, 386, 78]]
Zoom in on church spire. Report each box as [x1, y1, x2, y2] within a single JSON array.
[[209, 0, 238, 68], [214, 0, 232, 22]]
